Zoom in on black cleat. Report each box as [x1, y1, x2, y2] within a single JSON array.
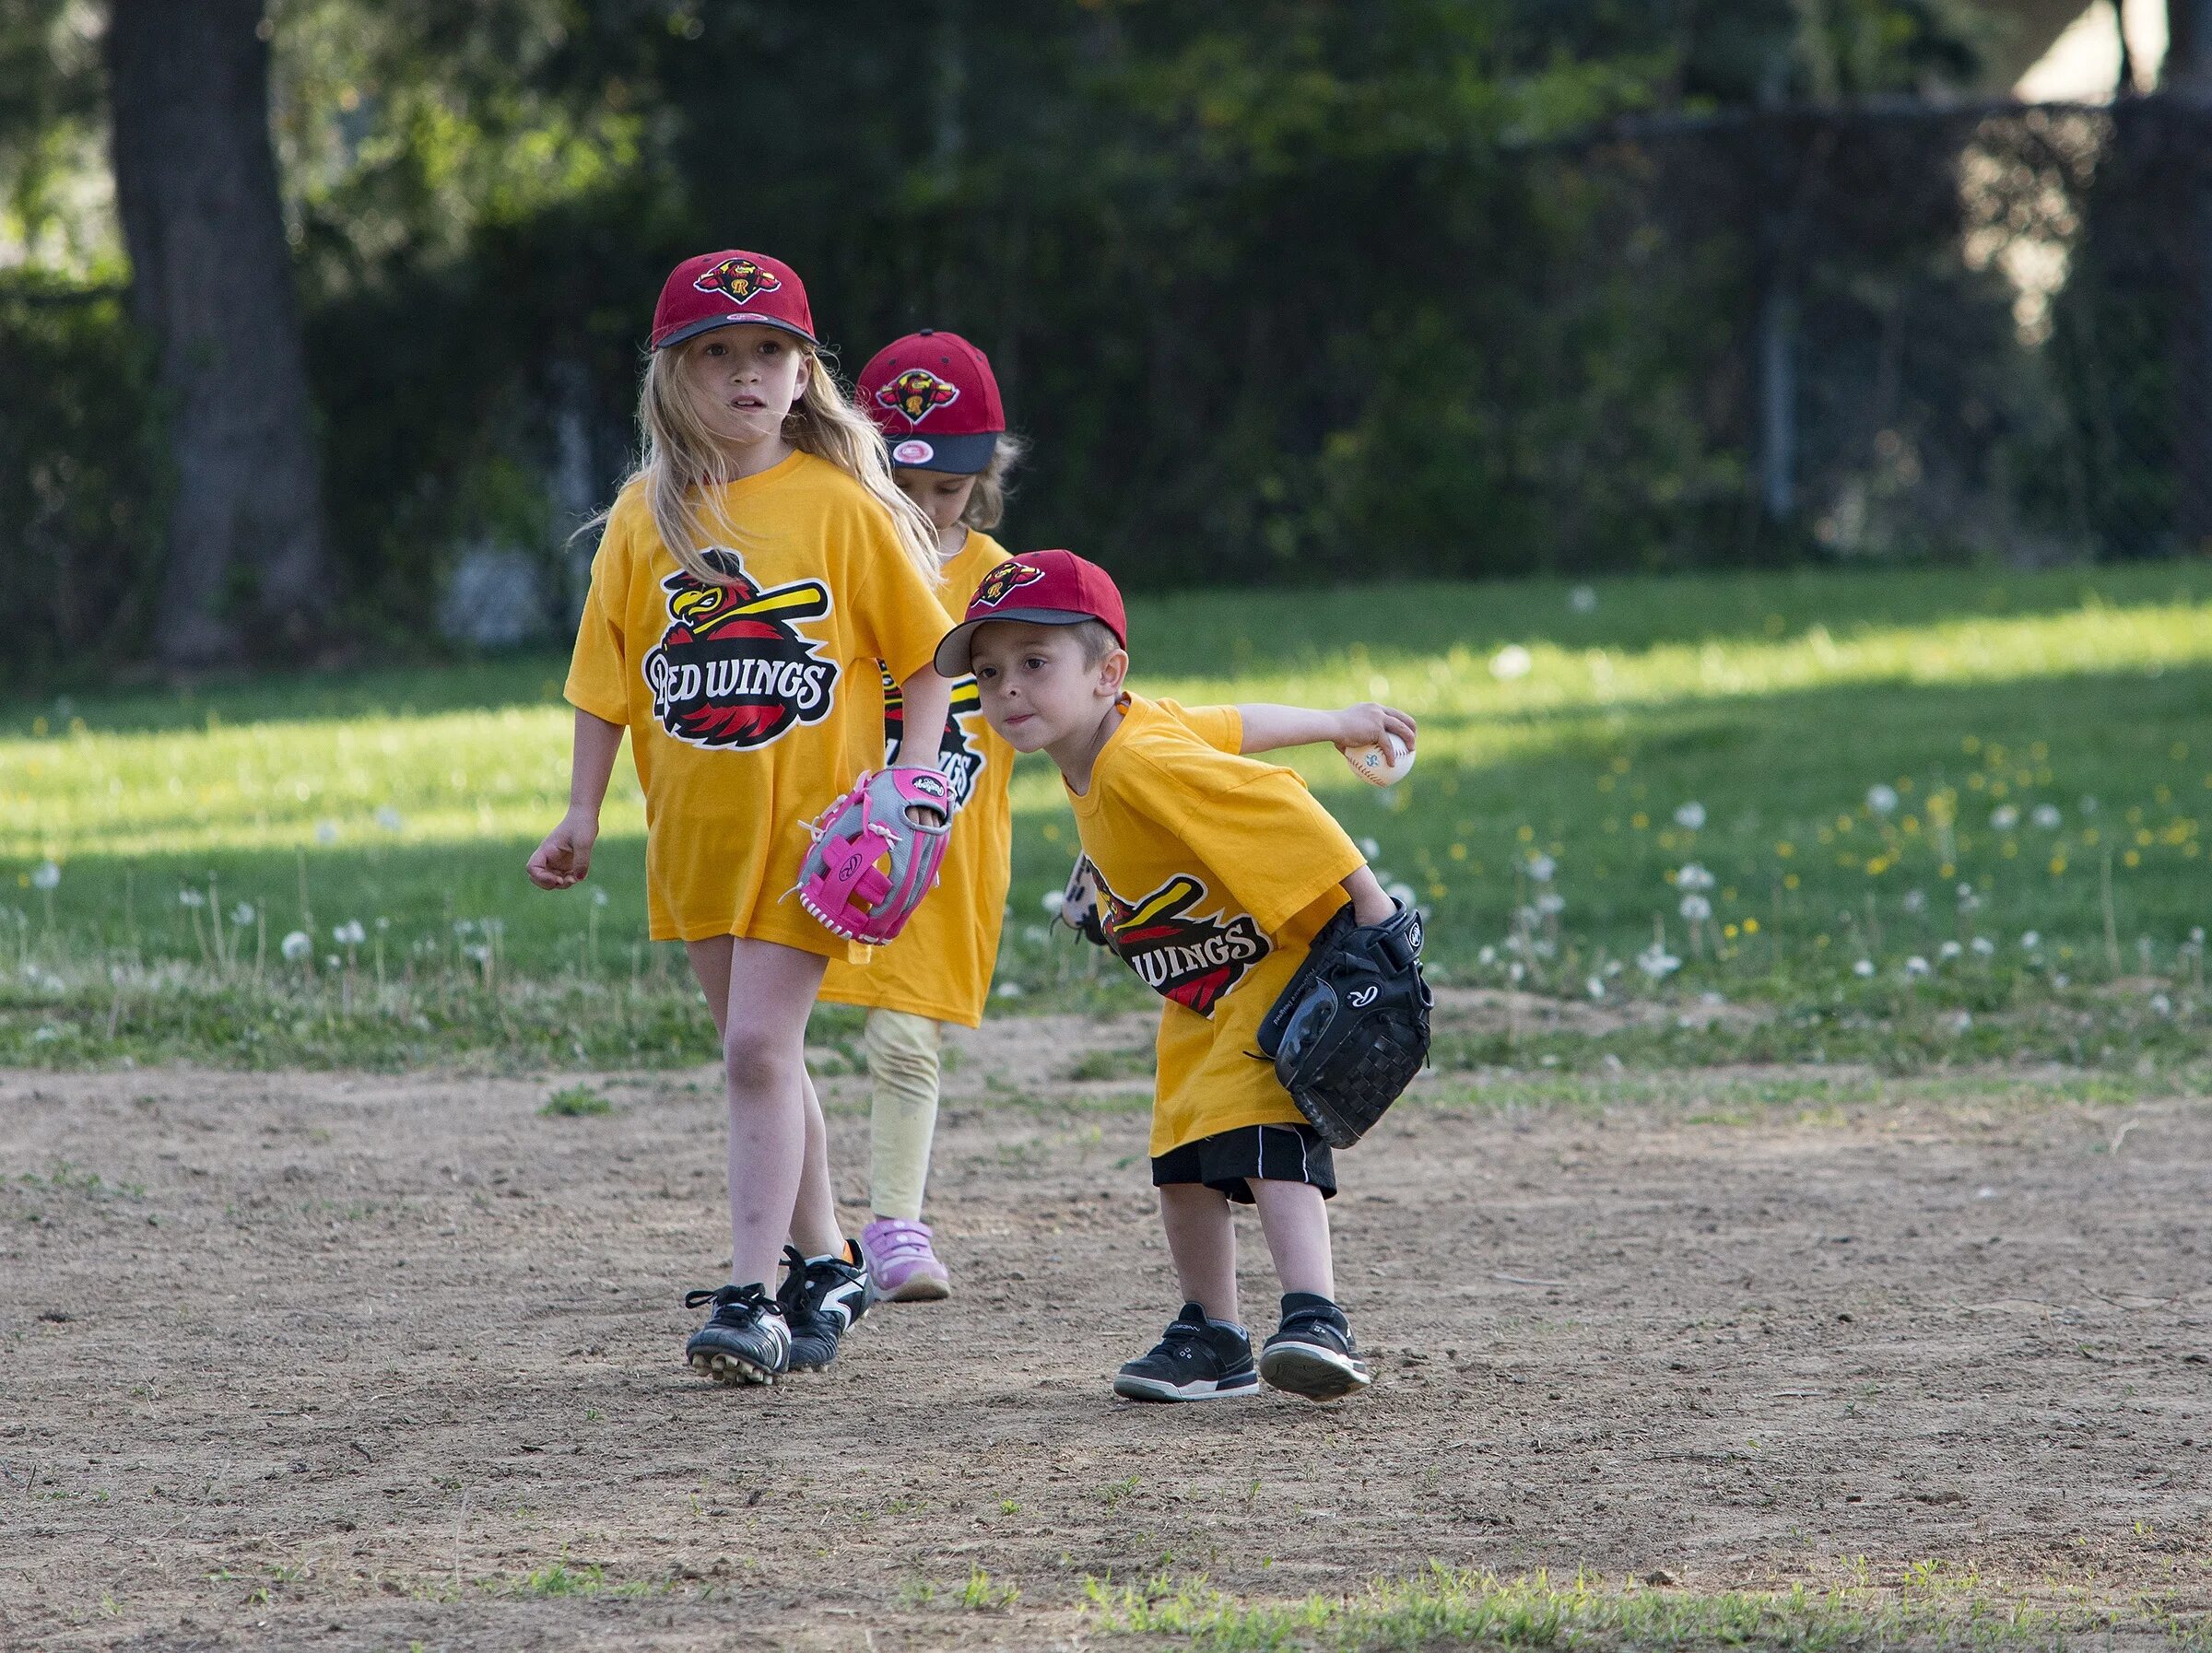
[[683, 1283, 791, 1386], [777, 1241, 870, 1371], [1112, 1303, 1260, 1401], [1258, 1292, 1371, 1401]]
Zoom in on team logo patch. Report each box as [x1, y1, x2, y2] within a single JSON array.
[[692, 257, 782, 306], [881, 670, 987, 808], [891, 439, 935, 466], [876, 368, 961, 424], [971, 559, 1047, 611], [641, 549, 838, 749], [1096, 871, 1268, 1016]]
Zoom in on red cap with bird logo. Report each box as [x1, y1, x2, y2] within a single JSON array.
[[651, 251, 817, 351], [934, 549, 1126, 675], [854, 330, 1006, 474]]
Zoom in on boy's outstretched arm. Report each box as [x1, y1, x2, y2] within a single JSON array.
[[1235, 700, 1417, 758], [1341, 864, 1398, 925]]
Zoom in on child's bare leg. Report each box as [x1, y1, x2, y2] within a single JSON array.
[[1249, 1178, 1335, 1301], [1158, 1183, 1240, 1323], [788, 1069, 844, 1258], [684, 936, 829, 1289]]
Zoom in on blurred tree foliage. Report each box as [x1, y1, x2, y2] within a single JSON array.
[[2, 0, 2005, 671]]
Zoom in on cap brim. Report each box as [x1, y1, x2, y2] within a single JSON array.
[[652, 312, 817, 351], [934, 608, 1107, 676], [882, 429, 1001, 475]]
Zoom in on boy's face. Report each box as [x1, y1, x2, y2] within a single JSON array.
[[893, 467, 978, 539], [968, 622, 1124, 755]]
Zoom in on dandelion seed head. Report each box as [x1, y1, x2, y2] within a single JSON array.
[[1676, 862, 1715, 891], [2030, 803, 2062, 830], [1678, 893, 1712, 921], [333, 920, 366, 946], [1971, 936, 1994, 956], [1569, 585, 1597, 614], [1586, 975, 1606, 1000], [1489, 644, 1534, 681], [1637, 943, 1681, 979], [1867, 784, 1900, 816], [1853, 958, 1876, 978], [1358, 837, 1381, 859], [1535, 891, 1566, 916], [2020, 931, 2041, 949], [1938, 940, 1962, 960], [1901, 888, 1926, 914], [30, 861, 60, 891], [1526, 853, 1557, 883], [230, 902, 256, 926], [177, 887, 206, 909], [1990, 805, 2019, 830], [280, 931, 312, 963], [1673, 802, 1707, 830], [1904, 955, 1931, 978]]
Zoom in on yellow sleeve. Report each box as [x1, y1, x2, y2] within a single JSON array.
[[1131, 746, 1365, 938], [849, 502, 956, 685], [564, 497, 638, 726], [1154, 698, 1242, 756]]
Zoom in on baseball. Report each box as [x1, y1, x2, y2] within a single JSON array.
[[1343, 733, 1415, 787]]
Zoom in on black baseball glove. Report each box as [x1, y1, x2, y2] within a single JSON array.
[[1254, 900, 1431, 1149]]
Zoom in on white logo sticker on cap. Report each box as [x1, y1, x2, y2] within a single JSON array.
[[891, 439, 935, 465]]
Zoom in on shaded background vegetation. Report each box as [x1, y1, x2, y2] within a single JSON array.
[[3, 0, 2209, 680]]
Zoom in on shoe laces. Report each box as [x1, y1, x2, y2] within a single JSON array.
[[684, 1282, 776, 1325]]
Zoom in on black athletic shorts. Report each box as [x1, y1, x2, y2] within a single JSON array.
[[1149, 1122, 1336, 1203]]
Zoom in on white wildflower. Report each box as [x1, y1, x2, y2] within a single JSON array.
[[1637, 943, 1681, 980], [1674, 802, 1707, 830], [1384, 881, 1417, 909], [1526, 853, 1557, 883], [2020, 931, 2041, 950], [994, 980, 1026, 998], [1359, 837, 1381, 859], [2079, 796, 2099, 814], [1971, 936, 1994, 956], [1489, 644, 1533, 681], [591, 889, 608, 908], [1853, 958, 1876, 978], [1678, 893, 1712, 922], [1990, 804, 2018, 830], [1040, 890, 1065, 917], [1676, 862, 1715, 892], [1938, 940, 1962, 960], [1951, 1011, 1974, 1034], [1535, 892, 1566, 916], [178, 887, 206, 909], [1569, 584, 1597, 614], [2053, 972, 2069, 988], [230, 902, 256, 926], [30, 861, 60, 891], [463, 944, 490, 964], [333, 920, 366, 946], [2030, 803, 2062, 830], [2150, 992, 2172, 1015], [1586, 975, 1606, 1000], [1477, 944, 1497, 966], [1904, 955, 1931, 979], [1867, 784, 1899, 816], [280, 931, 312, 963], [1901, 888, 1925, 914], [1955, 884, 1982, 913]]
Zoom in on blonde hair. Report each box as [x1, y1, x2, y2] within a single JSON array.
[[959, 432, 1028, 532], [629, 336, 940, 586]]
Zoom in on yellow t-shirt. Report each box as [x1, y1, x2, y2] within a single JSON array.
[[1065, 694, 1367, 1156], [818, 530, 1018, 1026], [563, 452, 954, 956]]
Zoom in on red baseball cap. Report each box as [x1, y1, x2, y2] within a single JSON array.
[[934, 550, 1127, 674], [651, 250, 816, 351], [855, 329, 1005, 474]]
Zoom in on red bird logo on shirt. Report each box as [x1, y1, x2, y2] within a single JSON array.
[[692, 257, 782, 306], [1098, 873, 1269, 1017], [970, 559, 1047, 610], [875, 368, 961, 424], [641, 549, 839, 749]]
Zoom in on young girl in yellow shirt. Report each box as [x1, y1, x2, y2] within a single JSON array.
[[818, 330, 1024, 1302], [527, 252, 955, 1386]]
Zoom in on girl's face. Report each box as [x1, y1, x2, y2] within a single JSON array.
[[893, 467, 979, 543], [682, 325, 810, 451]]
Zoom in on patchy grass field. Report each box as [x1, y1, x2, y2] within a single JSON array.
[[4, 1014, 2207, 1650], [4, 563, 2210, 1067]]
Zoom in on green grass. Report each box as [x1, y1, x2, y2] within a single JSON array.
[[539, 1083, 613, 1117], [6, 563, 2209, 1066], [1077, 1563, 2206, 1651]]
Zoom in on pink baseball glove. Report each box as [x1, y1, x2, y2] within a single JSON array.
[[794, 768, 955, 944]]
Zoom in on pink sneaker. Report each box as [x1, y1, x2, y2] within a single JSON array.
[[861, 1216, 951, 1302]]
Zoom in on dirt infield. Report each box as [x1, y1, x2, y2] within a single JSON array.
[[3, 1016, 2208, 1650]]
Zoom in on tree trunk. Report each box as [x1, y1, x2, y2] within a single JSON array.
[[107, 0, 329, 669], [2169, 1, 2212, 551]]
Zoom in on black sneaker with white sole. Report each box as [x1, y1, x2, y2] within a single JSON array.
[[1112, 1303, 1260, 1401], [1258, 1292, 1371, 1401], [777, 1241, 870, 1371], [683, 1283, 791, 1385]]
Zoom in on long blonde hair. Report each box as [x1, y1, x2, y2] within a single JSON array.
[[960, 432, 1028, 532], [630, 337, 940, 586]]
